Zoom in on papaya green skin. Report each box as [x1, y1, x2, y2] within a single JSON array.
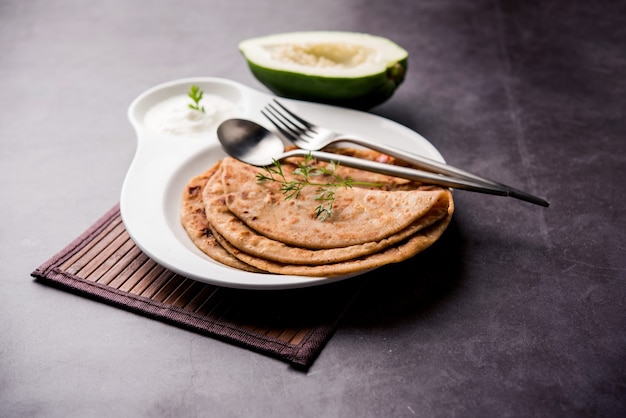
[[246, 58, 407, 110]]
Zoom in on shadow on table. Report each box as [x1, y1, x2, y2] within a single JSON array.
[[343, 218, 466, 328]]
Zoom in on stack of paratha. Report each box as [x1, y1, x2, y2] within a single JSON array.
[[180, 148, 454, 277]]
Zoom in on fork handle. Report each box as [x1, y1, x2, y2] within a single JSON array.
[[280, 149, 549, 206], [335, 135, 504, 186], [332, 134, 548, 206]]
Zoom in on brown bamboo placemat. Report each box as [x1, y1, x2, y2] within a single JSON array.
[[31, 204, 365, 368]]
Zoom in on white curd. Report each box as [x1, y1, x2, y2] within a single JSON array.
[[144, 93, 236, 136]]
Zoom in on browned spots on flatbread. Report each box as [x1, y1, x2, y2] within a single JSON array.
[[180, 148, 454, 277], [179, 161, 262, 273]]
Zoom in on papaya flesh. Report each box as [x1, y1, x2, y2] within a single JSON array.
[[239, 32, 408, 109]]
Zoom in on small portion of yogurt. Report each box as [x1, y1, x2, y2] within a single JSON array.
[[144, 93, 236, 136]]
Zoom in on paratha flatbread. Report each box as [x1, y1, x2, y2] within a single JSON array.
[[220, 157, 449, 249], [180, 161, 262, 273], [203, 165, 451, 264], [210, 200, 453, 276], [181, 147, 455, 277]]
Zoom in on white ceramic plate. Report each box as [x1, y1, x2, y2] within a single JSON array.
[[120, 77, 445, 290]]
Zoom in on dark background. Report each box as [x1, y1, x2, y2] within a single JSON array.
[[1, 0, 624, 416]]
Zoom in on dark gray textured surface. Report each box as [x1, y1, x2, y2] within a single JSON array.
[[1, 0, 624, 416]]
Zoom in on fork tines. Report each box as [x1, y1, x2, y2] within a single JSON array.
[[262, 100, 316, 142]]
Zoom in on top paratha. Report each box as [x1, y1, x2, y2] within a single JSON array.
[[220, 157, 449, 249], [203, 163, 451, 264]]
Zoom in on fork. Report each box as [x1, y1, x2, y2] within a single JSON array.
[[262, 99, 549, 207]]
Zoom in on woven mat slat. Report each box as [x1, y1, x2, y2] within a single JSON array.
[[31, 204, 364, 368]]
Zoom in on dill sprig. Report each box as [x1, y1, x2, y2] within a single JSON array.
[[256, 153, 382, 221], [187, 85, 205, 112]]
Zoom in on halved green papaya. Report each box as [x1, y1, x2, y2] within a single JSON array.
[[239, 31, 408, 109]]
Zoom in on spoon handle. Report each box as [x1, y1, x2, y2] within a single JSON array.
[[280, 149, 549, 207]]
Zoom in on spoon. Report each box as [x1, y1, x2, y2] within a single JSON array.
[[216, 118, 549, 206]]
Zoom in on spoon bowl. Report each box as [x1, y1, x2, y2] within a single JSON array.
[[217, 119, 285, 166]]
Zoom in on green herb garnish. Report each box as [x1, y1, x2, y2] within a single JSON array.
[[188, 85, 205, 112], [256, 153, 382, 221]]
